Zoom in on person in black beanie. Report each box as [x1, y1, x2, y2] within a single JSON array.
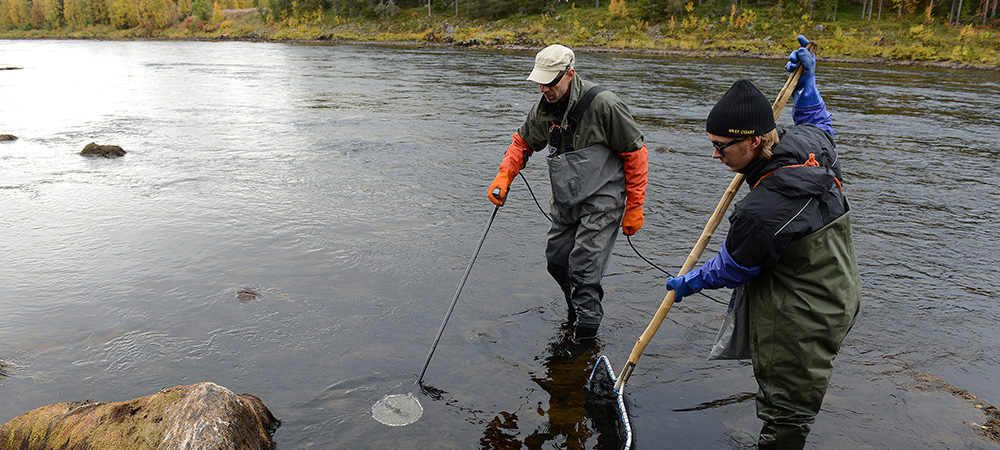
[[666, 35, 861, 449]]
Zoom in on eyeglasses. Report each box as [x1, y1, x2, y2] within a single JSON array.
[[712, 137, 746, 155]]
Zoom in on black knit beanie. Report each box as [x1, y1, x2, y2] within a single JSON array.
[[706, 79, 775, 137]]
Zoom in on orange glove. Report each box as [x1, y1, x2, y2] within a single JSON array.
[[621, 145, 648, 207], [489, 133, 533, 206], [622, 204, 644, 236], [620, 145, 647, 236], [489, 168, 515, 206]]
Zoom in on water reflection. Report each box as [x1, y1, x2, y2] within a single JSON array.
[[480, 328, 603, 449]]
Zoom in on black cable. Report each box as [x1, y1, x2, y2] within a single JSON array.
[[518, 173, 727, 306], [626, 234, 671, 276], [519, 172, 551, 223], [626, 234, 727, 305]]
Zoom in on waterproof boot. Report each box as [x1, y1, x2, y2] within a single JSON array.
[[573, 322, 598, 345], [757, 420, 810, 450]]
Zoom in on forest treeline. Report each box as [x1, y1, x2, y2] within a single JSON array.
[[2, 0, 998, 32]]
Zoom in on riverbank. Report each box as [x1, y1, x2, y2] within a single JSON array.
[[2, 4, 999, 71]]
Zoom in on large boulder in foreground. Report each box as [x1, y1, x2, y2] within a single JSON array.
[[80, 142, 126, 157], [0, 382, 280, 450]]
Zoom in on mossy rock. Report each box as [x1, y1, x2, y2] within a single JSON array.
[[0, 382, 280, 449]]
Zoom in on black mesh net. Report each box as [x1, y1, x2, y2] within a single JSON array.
[[584, 356, 618, 399], [584, 356, 633, 450]]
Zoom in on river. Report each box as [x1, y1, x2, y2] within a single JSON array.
[[1, 39, 999, 449]]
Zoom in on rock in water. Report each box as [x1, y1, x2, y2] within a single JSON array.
[[236, 289, 262, 303], [0, 382, 280, 449], [80, 142, 126, 157]]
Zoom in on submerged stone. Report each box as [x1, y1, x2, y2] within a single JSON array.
[[80, 142, 126, 157], [0, 381, 280, 449], [237, 289, 262, 303]]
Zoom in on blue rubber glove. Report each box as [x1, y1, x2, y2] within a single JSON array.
[[666, 271, 705, 303], [785, 35, 822, 109], [698, 242, 762, 288]]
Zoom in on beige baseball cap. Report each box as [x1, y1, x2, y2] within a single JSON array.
[[527, 44, 575, 84]]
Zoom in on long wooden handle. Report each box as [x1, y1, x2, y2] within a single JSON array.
[[615, 42, 817, 391]]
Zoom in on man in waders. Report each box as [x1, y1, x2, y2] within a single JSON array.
[[665, 35, 861, 449], [487, 44, 649, 343]]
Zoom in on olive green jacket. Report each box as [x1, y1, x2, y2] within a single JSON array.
[[517, 74, 644, 155]]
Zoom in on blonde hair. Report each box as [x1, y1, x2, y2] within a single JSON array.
[[757, 129, 779, 160]]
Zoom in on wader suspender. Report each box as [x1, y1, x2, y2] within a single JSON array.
[[569, 85, 607, 128], [549, 86, 608, 154]]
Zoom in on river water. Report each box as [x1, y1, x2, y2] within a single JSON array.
[[1, 39, 999, 449]]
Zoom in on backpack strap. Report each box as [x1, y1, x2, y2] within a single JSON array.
[[568, 86, 607, 128]]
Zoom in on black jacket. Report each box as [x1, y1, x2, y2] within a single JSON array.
[[725, 124, 847, 268]]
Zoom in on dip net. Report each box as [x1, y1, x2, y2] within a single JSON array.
[[584, 355, 633, 450]]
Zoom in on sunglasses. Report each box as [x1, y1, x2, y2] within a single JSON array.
[[542, 64, 572, 87], [542, 70, 566, 87], [712, 137, 746, 155]]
